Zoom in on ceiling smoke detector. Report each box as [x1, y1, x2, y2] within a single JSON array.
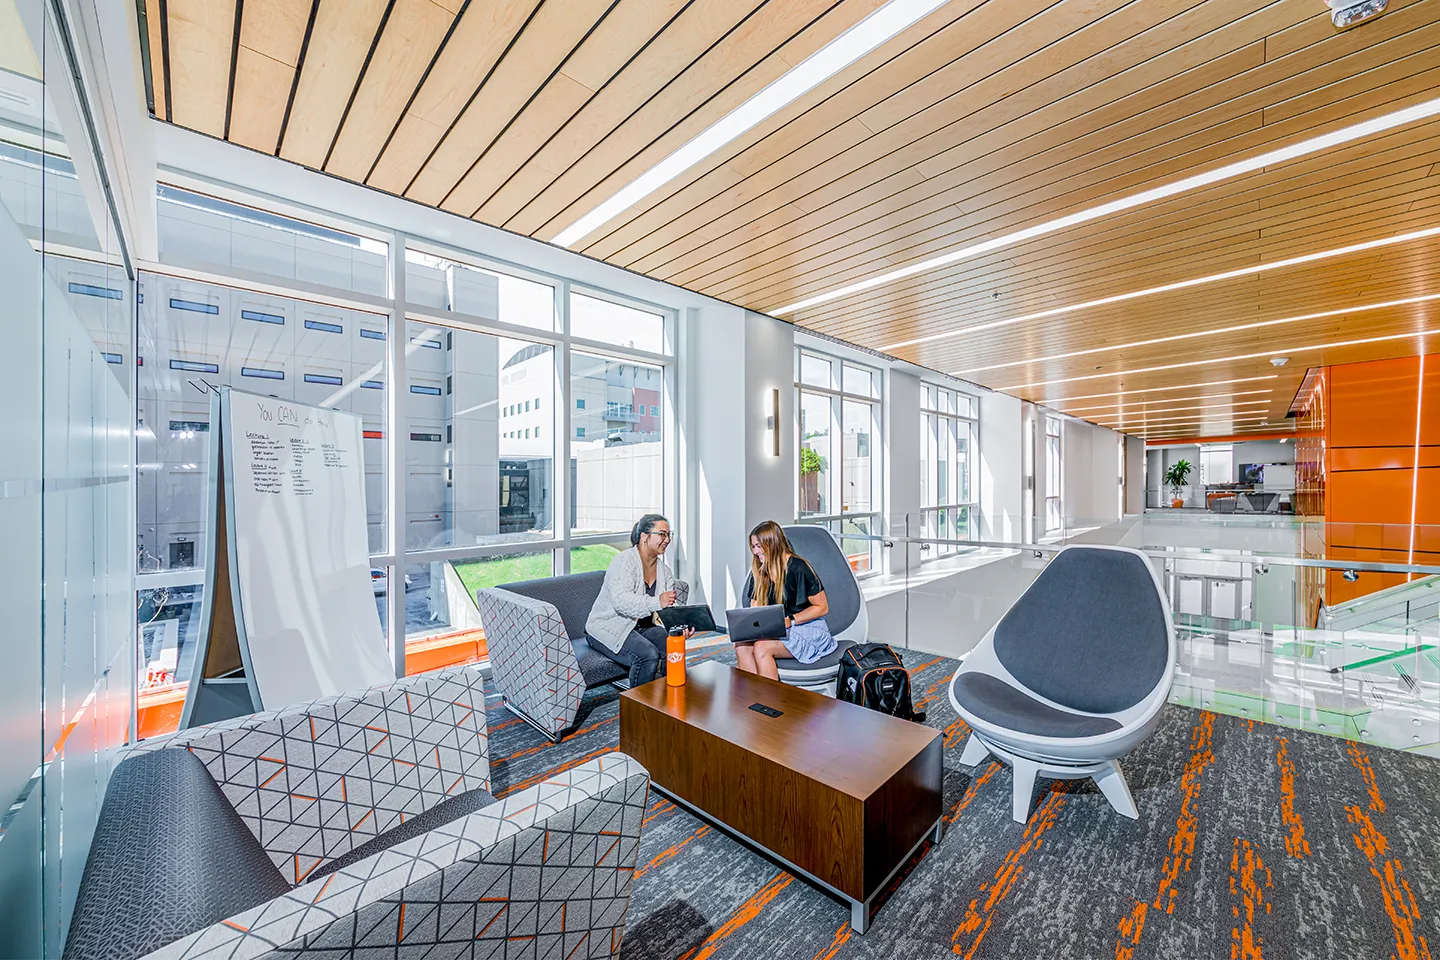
[[1326, 0, 1387, 28], [1270, 357, 1289, 367]]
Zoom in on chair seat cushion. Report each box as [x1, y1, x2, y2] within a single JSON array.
[[64, 748, 292, 960], [775, 639, 855, 680], [309, 785, 498, 882], [573, 635, 627, 688], [953, 672, 1123, 739]]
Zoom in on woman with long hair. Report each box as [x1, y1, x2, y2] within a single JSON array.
[[584, 513, 689, 687], [736, 520, 835, 679]]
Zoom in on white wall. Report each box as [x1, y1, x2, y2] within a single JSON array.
[[980, 391, 1023, 541], [1062, 419, 1126, 524], [1126, 436, 1146, 515], [884, 367, 922, 574]]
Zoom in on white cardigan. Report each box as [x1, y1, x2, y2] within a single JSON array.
[[584, 547, 685, 653]]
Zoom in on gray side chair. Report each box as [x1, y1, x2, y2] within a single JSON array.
[[65, 667, 650, 960], [478, 571, 687, 740], [948, 544, 1175, 823], [774, 525, 867, 694]]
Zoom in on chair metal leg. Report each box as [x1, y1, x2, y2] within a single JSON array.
[[1094, 759, 1139, 819], [1010, 756, 1039, 824], [959, 733, 990, 767]]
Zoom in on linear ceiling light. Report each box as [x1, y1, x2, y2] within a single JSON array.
[[1038, 376, 1280, 406], [1101, 401, 1273, 423], [1002, 329, 1440, 391], [1057, 390, 1274, 414], [551, 0, 952, 248], [959, 292, 1440, 375], [1140, 424, 1289, 440], [774, 96, 1440, 316], [883, 226, 1440, 353], [1101, 415, 1272, 431]]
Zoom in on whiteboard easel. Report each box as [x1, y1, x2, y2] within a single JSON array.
[[179, 387, 392, 730]]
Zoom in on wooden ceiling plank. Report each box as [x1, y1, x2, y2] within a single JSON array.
[[166, 0, 237, 138], [641, 1, 1432, 289], [614, 0, 1313, 277], [278, 0, 389, 169], [364, 0, 539, 193], [402, 0, 620, 208], [741, 69, 1440, 312], [573, 0, 1041, 260], [462, 0, 700, 224], [325, 0, 456, 183], [503, 0, 871, 238], [226, 0, 310, 153], [144, 0, 168, 120]]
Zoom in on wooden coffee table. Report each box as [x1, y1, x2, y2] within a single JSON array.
[[619, 661, 942, 933]]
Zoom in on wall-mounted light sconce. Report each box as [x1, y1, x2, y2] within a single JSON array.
[[765, 388, 780, 456]]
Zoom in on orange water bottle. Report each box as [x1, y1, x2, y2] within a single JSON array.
[[666, 627, 686, 686]]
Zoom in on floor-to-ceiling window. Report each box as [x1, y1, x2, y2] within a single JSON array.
[[134, 188, 676, 734], [920, 384, 979, 556], [796, 348, 882, 574]]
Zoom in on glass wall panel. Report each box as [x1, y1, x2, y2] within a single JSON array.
[[799, 390, 834, 517], [569, 290, 663, 353], [569, 543, 624, 574], [842, 399, 873, 514], [405, 322, 554, 551], [0, 8, 135, 955], [406, 550, 551, 646], [570, 351, 664, 534], [920, 384, 980, 557]]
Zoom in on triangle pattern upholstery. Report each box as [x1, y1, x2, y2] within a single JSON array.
[[149, 755, 650, 960], [133, 666, 491, 883], [476, 588, 586, 738]]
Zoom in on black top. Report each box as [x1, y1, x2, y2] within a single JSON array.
[[742, 556, 824, 618], [636, 579, 657, 630]]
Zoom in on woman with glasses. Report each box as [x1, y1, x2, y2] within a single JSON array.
[[584, 513, 688, 687]]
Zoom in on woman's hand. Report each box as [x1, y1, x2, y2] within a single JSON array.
[[784, 616, 792, 630], [659, 589, 678, 608]]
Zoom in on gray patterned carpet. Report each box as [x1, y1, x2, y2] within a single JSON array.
[[481, 647, 1440, 960]]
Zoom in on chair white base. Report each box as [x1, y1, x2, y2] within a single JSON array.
[[961, 733, 1139, 823]]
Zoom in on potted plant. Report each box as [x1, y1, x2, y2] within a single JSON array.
[[1163, 459, 1193, 508]]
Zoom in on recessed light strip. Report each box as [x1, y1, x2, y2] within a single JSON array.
[[958, 292, 1440, 375], [552, 0, 953, 248], [1095, 412, 1271, 429], [1099, 401, 1273, 424], [775, 96, 1440, 316], [1037, 376, 1280, 406], [1056, 390, 1274, 414], [1000, 329, 1440, 391]]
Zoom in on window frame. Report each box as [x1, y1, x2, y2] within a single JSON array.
[[1045, 415, 1063, 533], [920, 383, 981, 558], [794, 347, 883, 577]]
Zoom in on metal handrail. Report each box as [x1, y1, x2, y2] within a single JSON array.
[[848, 533, 1440, 577]]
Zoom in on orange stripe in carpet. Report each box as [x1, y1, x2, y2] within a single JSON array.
[[907, 657, 943, 677], [495, 716, 617, 766], [1347, 805, 1433, 960], [810, 921, 851, 960], [1114, 711, 1216, 957], [643, 801, 677, 826], [942, 716, 972, 750], [679, 872, 794, 960], [1115, 901, 1147, 960], [496, 746, 617, 798], [637, 825, 711, 878], [1347, 740, 1387, 813], [945, 762, 1002, 825], [1230, 838, 1273, 960], [952, 784, 1070, 958], [1275, 738, 1311, 858]]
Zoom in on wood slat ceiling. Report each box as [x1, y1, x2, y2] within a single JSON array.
[[144, 0, 1440, 439]]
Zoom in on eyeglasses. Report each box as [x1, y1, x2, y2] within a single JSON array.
[[648, 530, 673, 541]]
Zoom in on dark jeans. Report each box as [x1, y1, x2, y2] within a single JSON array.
[[590, 625, 668, 687]]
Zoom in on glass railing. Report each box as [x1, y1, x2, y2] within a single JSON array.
[[856, 514, 1440, 755]]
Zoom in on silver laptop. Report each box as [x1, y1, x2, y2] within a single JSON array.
[[725, 604, 786, 643]]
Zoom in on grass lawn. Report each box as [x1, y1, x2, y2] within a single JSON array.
[[452, 544, 621, 595]]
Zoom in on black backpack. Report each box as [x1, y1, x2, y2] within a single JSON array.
[[836, 643, 926, 723]]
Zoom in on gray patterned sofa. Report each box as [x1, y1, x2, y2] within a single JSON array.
[[478, 572, 688, 742], [64, 665, 650, 960]]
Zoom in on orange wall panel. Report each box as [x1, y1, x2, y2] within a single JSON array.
[[1329, 356, 1420, 448]]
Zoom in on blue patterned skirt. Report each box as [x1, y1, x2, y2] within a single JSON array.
[[784, 617, 836, 664]]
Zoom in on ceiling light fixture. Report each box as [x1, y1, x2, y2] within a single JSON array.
[[1037, 376, 1281, 406], [1095, 412, 1271, 428], [1101, 401, 1274, 423], [1001, 328, 1440, 391], [775, 96, 1440, 316], [1055, 390, 1275, 413], [551, 0, 952, 248], [956, 293, 1440, 375]]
